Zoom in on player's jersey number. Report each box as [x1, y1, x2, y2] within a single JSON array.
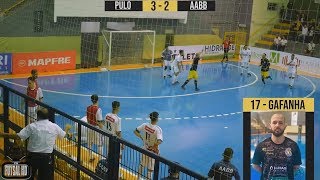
[[106, 121, 112, 132]]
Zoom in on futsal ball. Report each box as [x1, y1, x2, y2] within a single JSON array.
[[100, 68, 107, 71]]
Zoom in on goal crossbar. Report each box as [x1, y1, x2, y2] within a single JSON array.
[[101, 30, 156, 70]]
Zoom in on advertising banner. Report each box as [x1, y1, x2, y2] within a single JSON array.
[[12, 50, 76, 74], [0, 53, 12, 74]]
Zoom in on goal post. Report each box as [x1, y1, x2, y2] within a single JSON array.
[[101, 30, 156, 70]]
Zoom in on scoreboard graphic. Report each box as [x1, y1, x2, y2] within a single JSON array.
[[105, 0, 215, 11]]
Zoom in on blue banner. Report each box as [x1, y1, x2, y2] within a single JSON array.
[[0, 53, 12, 74]]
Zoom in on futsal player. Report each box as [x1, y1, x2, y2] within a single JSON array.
[[181, 52, 201, 91], [208, 148, 240, 180], [86, 94, 104, 162], [104, 101, 124, 155], [222, 37, 231, 62], [240, 45, 251, 76], [260, 53, 272, 84], [171, 50, 184, 85], [134, 112, 163, 179], [26, 77, 43, 124], [31, 69, 39, 87], [161, 46, 173, 78], [287, 54, 298, 88], [252, 113, 302, 179]]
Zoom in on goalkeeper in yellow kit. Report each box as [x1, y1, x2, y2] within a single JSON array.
[[260, 53, 272, 84]]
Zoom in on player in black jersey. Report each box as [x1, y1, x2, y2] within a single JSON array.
[[260, 53, 272, 84], [252, 113, 302, 180], [181, 53, 200, 91], [208, 148, 241, 180]]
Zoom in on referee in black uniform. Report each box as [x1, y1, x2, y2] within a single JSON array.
[[208, 148, 241, 180], [0, 108, 71, 180]]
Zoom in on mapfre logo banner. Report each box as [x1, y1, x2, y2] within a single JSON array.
[[12, 50, 76, 74]]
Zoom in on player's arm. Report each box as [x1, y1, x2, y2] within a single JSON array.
[[134, 129, 143, 141], [234, 167, 241, 180], [251, 145, 263, 173], [96, 108, 104, 128], [293, 143, 302, 172], [38, 87, 44, 101], [0, 132, 20, 139], [207, 163, 216, 178], [134, 123, 145, 141]]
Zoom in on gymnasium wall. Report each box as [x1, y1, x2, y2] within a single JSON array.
[[249, 0, 289, 45], [0, 36, 82, 64]]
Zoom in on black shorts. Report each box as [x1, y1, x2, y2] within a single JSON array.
[[224, 48, 229, 53]]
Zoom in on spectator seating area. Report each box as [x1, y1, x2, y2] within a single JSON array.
[[255, 7, 320, 58]]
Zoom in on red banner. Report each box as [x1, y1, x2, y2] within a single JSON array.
[[12, 50, 76, 74]]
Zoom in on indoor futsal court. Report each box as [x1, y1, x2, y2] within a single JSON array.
[[1, 61, 319, 179]]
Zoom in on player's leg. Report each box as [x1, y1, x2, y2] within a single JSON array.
[[87, 129, 95, 162], [28, 107, 36, 124], [146, 157, 155, 179], [240, 61, 245, 75], [181, 71, 193, 89], [261, 71, 265, 84], [289, 71, 295, 88], [138, 154, 148, 178], [223, 49, 229, 61], [266, 71, 272, 80], [246, 62, 251, 76], [166, 61, 172, 77], [172, 68, 179, 84], [194, 71, 199, 91], [97, 132, 104, 156], [163, 65, 167, 78]]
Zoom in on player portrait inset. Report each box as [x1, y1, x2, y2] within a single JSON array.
[[250, 111, 305, 180]]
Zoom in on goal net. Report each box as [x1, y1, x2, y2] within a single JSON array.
[[101, 30, 155, 70]]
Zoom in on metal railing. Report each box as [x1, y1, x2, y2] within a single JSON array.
[[0, 82, 207, 180]]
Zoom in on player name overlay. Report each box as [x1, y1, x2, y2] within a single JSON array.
[[105, 1, 215, 11], [243, 98, 314, 112]]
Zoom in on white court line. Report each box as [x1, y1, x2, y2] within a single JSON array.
[[300, 75, 316, 97], [0, 64, 259, 99]]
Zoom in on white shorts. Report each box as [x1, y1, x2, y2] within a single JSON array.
[[241, 61, 249, 68], [28, 106, 37, 124], [163, 60, 171, 67], [288, 66, 296, 77], [87, 125, 103, 146], [172, 66, 180, 73], [140, 153, 155, 171]]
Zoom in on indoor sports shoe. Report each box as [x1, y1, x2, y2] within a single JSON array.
[[195, 88, 200, 91]]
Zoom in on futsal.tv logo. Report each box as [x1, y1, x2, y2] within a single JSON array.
[[1, 162, 31, 179]]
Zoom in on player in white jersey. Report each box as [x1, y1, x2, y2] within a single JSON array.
[[104, 101, 124, 155], [287, 54, 298, 88], [240, 45, 252, 76], [161, 46, 173, 78], [171, 50, 184, 85], [134, 112, 163, 179]]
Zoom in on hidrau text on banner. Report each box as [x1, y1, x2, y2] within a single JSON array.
[[243, 98, 314, 112]]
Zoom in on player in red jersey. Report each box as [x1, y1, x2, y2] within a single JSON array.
[[31, 69, 39, 88], [222, 37, 231, 62], [87, 94, 104, 162], [26, 77, 43, 124]]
